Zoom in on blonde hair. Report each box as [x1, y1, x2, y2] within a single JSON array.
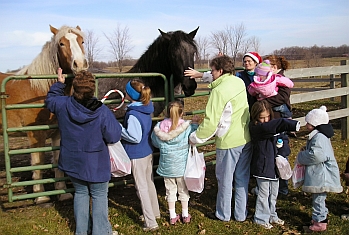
[[167, 101, 184, 131], [130, 79, 151, 105]]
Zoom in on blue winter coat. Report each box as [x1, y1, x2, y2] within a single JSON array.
[[151, 120, 198, 177], [250, 118, 299, 179], [45, 82, 121, 182], [297, 129, 343, 193]]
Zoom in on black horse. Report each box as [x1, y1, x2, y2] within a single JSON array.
[[97, 27, 199, 117]]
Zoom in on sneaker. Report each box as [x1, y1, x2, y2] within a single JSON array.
[[112, 231, 119, 235], [139, 214, 161, 221], [170, 214, 181, 225], [341, 214, 349, 220], [182, 214, 191, 223], [142, 225, 159, 232], [260, 223, 273, 229], [270, 218, 285, 225]]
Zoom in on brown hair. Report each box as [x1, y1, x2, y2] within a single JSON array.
[[250, 100, 274, 125], [73, 70, 95, 101], [130, 79, 151, 105], [210, 55, 234, 75], [264, 55, 290, 71], [166, 101, 184, 131]]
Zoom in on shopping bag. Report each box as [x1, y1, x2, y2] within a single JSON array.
[[291, 161, 305, 188], [184, 145, 206, 193], [108, 141, 131, 177], [275, 155, 293, 180]]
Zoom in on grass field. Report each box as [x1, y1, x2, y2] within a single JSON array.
[[1, 59, 349, 234]]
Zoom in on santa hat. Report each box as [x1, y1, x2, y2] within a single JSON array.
[[255, 60, 271, 76], [305, 106, 329, 127], [243, 52, 262, 64]]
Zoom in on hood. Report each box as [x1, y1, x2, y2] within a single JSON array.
[[153, 120, 191, 142], [66, 97, 103, 124], [315, 123, 334, 138], [127, 101, 154, 115]]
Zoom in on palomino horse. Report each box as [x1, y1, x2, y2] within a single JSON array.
[[0, 25, 88, 204], [97, 27, 199, 118]]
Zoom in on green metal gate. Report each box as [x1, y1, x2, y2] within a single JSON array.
[[1, 72, 213, 203]]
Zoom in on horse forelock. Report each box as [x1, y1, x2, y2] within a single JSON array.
[[53, 25, 85, 45]]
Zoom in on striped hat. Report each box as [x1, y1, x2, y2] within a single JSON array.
[[255, 60, 271, 76]]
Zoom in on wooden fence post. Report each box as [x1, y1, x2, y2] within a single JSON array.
[[330, 74, 335, 101], [341, 60, 349, 140]]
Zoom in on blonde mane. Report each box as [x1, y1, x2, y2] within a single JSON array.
[[16, 26, 85, 92]]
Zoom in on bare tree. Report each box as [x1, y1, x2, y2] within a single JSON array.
[[195, 36, 211, 68], [210, 30, 228, 55], [104, 24, 134, 72], [210, 23, 248, 66], [226, 23, 246, 66], [249, 36, 261, 53], [84, 29, 102, 70]]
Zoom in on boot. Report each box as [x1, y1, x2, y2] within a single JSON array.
[[309, 221, 327, 232]]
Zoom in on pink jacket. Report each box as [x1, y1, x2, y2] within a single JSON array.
[[248, 73, 294, 100]]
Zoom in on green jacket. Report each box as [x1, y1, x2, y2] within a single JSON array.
[[189, 73, 251, 149]]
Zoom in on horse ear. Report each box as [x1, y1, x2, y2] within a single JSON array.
[[76, 26, 81, 31], [188, 26, 199, 39], [50, 25, 58, 35], [158, 29, 171, 40]]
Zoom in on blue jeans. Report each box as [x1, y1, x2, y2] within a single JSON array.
[[312, 193, 328, 222], [70, 177, 112, 235], [272, 104, 292, 118], [254, 178, 279, 225], [215, 142, 252, 221]]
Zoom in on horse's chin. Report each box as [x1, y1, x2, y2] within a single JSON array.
[[183, 89, 196, 97]]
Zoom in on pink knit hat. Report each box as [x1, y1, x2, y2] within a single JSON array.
[[243, 52, 262, 64], [255, 60, 271, 76]]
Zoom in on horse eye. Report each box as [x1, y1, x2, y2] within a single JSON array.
[[82, 41, 84, 44]]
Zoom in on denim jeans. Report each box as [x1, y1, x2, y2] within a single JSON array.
[[272, 104, 292, 118], [69, 176, 112, 235], [312, 193, 328, 222], [215, 142, 252, 221], [254, 178, 279, 225]]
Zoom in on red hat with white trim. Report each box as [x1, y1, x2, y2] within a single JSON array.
[[243, 52, 262, 64]]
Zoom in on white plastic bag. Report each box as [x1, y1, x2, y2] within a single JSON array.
[[108, 141, 131, 177], [292, 161, 305, 188], [184, 145, 206, 193], [275, 155, 292, 180]]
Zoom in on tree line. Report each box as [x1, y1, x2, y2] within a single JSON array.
[[84, 23, 348, 71]]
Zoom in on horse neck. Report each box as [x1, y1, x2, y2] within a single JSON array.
[[16, 40, 59, 93]]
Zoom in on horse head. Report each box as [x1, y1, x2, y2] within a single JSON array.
[[159, 27, 199, 97], [50, 25, 88, 74]]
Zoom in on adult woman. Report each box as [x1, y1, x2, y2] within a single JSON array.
[[45, 69, 121, 235], [189, 55, 252, 222]]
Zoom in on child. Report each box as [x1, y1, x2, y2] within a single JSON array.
[[248, 60, 294, 118], [249, 100, 300, 229], [296, 106, 343, 232], [120, 79, 160, 232], [151, 101, 199, 225]]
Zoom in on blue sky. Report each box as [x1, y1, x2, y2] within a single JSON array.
[[0, 0, 348, 72]]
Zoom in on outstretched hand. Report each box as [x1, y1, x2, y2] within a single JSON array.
[[184, 67, 204, 79], [57, 68, 65, 83]]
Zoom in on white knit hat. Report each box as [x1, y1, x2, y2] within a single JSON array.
[[305, 106, 329, 127]]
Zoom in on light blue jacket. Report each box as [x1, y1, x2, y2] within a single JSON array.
[[151, 120, 198, 178], [297, 130, 343, 193]]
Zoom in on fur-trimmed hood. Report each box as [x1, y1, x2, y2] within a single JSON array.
[[153, 120, 191, 142]]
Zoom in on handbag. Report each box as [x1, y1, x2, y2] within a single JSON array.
[[184, 145, 206, 193], [275, 155, 293, 180], [108, 141, 131, 177], [291, 161, 305, 188]]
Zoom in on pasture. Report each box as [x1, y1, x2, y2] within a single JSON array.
[[1, 80, 349, 234]]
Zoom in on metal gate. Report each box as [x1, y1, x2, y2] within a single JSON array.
[[1, 72, 213, 203]]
